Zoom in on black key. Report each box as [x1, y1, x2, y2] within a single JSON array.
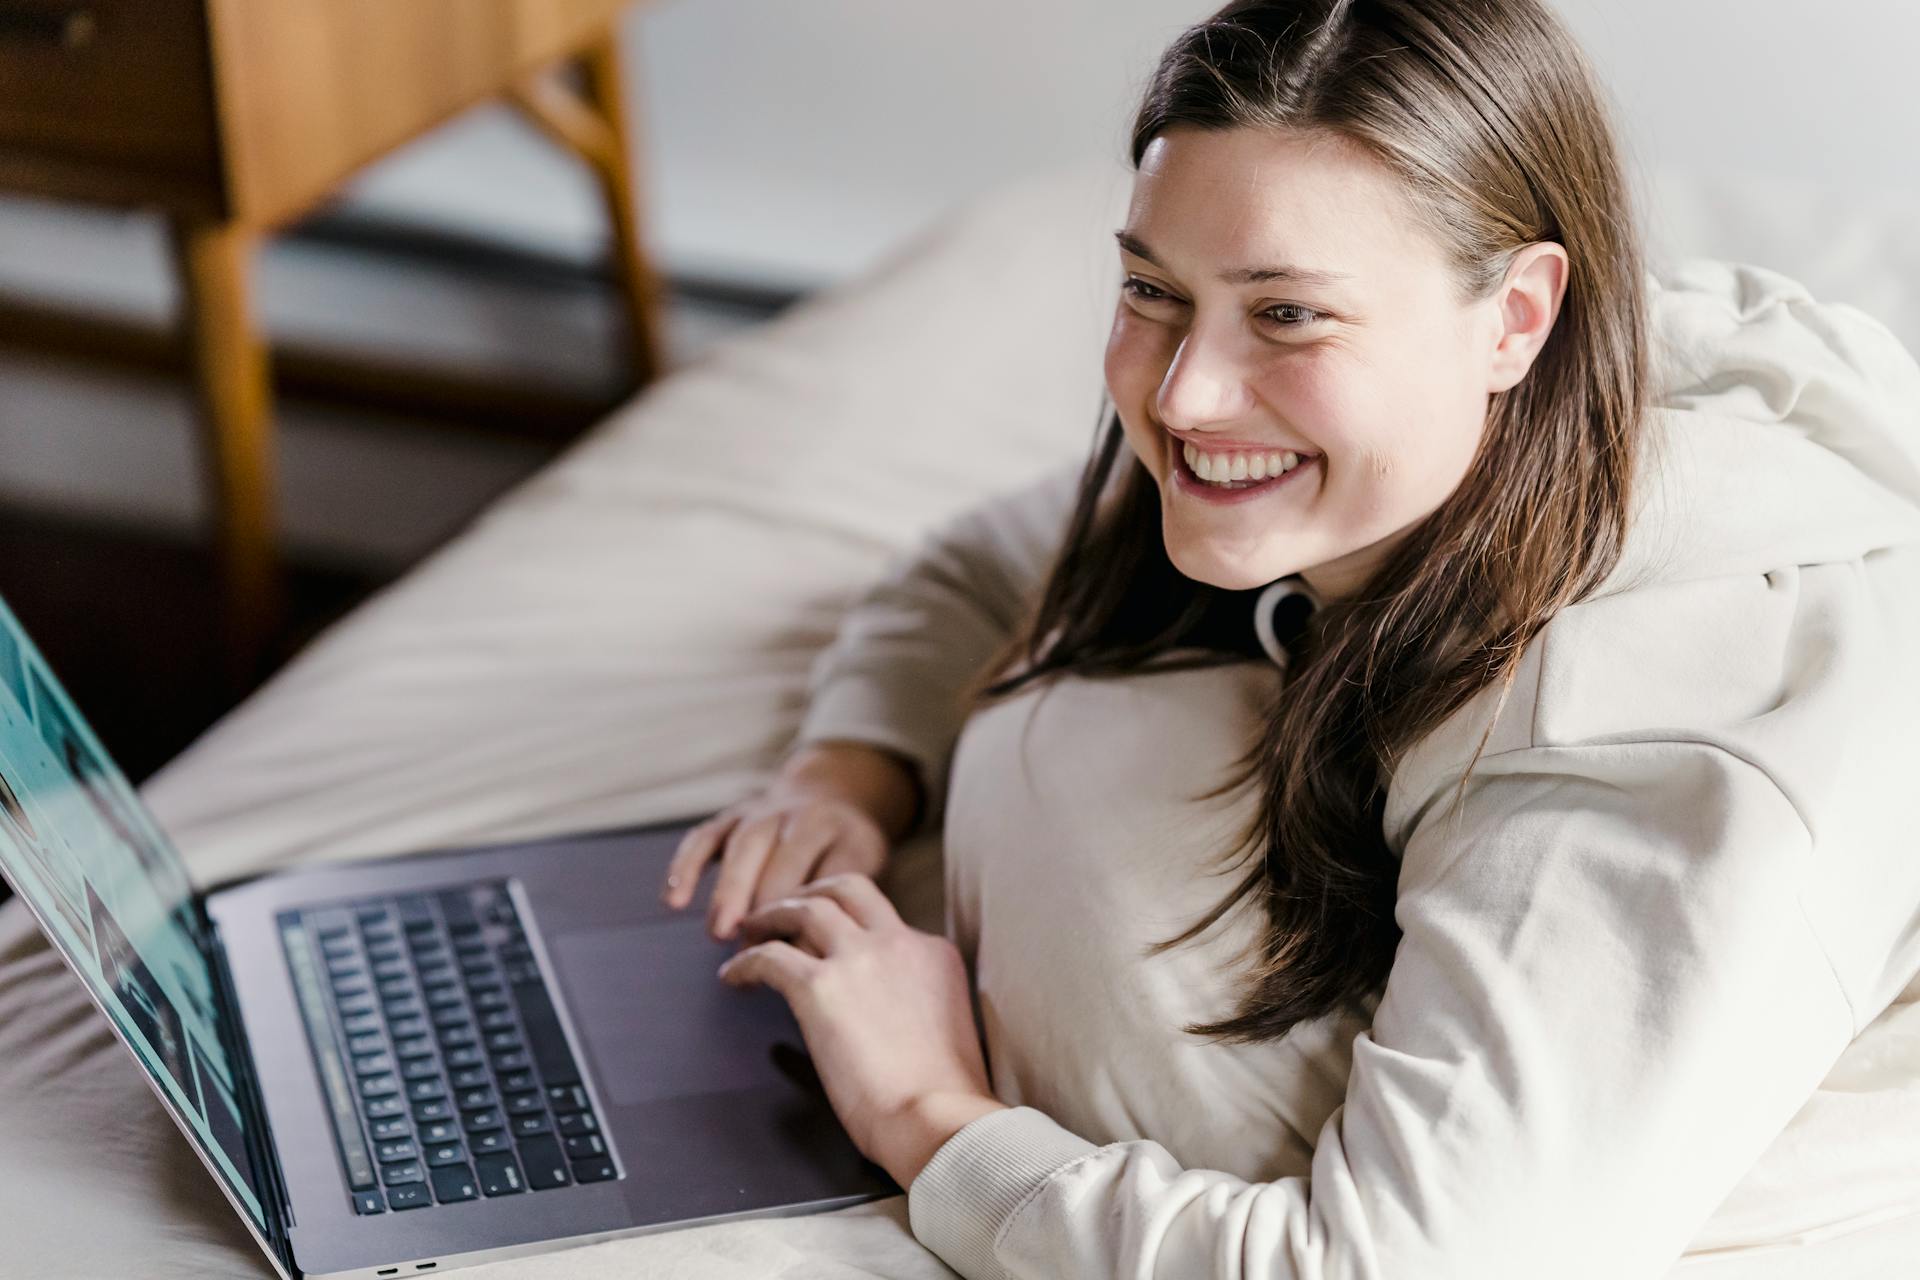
[[457, 1087, 496, 1111], [387, 1183, 431, 1211], [475, 1152, 524, 1197], [571, 1157, 616, 1183], [556, 1112, 598, 1138], [419, 1119, 459, 1144], [459, 956, 496, 979], [353, 1189, 386, 1214], [383, 998, 424, 1021], [440, 891, 479, 930], [347, 1033, 385, 1056], [426, 985, 464, 1010], [314, 911, 353, 939], [491, 1049, 531, 1072], [394, 1034, 436, 1059], [407, 1078, 446, 1103], [419, 964, 457, 987], [374, 1138, 418, 1163], [548, 1085, 588, 1114], [472, 989, 510, 1012], [342, 1013, 381, 1036], [446, 1046, 485, 1070], [432, 1006, 470, 1029], [451, 1066, 490, 1090], [479, 1010, 516, 1033], [337, 995, 376, 1019], [471, 1129, 511, 1154], [366, 1096, 405, 1120], [371, 1117, 412, 1141], [381, 1161, 425, 1186], [430, 1162, 480, 1203], [401, 1057, 441, 1082], [365, 943, 403, 965], [377, 977, 414, 1000], [412, 1099, 452, 1122], [359, 1074, 399, 1098], [438, 1025, 477, 1048], [361, 925, 399, 947], [564, 1133, 604, 1159], [353, 1054, 395, 1078], [516, 1134, 571, 1190], [424, 1142, 466, 1168], [454, 937, 487, 959], [372, 959, 410, 982], [510, 1112, 551, 1137], [465, 972, 503, 994], [503, 1091, 544, 1116], [508, 978, 581, 1085], [331, 980, 369, 1001], [463, 1108, 504, 1132], [498, 1068, 536, 1093]]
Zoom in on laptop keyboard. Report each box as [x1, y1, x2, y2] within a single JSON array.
[[278, 881, 617, 1215]]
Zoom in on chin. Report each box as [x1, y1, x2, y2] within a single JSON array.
[[1164, 542, 1293, 592]]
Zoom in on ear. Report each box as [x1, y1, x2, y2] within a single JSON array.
[[1485, 242, 1569, 394]]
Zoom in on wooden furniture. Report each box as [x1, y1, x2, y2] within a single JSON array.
[[0, 0, 671, 662]]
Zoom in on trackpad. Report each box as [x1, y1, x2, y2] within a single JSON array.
[[549, 920, 795, 1106]]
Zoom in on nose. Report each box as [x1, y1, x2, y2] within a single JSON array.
[[1154, 322, 1254, 435]]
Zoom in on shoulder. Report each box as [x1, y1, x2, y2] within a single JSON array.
[[1386, 547, 1920, 854]]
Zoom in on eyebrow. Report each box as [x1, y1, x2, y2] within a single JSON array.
[[1114, 230, 1353, 288]]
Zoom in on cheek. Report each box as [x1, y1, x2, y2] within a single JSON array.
[[1103, 315, 1165, 404]]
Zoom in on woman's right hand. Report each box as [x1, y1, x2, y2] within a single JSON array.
[[659, 741, 923, 941]]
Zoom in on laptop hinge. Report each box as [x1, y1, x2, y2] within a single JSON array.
[[201, 901, 302, 1277]]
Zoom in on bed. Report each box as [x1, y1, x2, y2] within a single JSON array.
[[2, 155, 1918, 1278]]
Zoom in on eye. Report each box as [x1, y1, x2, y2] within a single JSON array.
[[1261, 303, 1323, 329], [1120, 277, 1173, 305], [1121, 278, 1323, 330]]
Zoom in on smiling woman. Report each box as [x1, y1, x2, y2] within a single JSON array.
[[695, 0, 1920, 1276]]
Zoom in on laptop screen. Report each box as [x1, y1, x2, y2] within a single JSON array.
[[0, 594, 270, 1235]]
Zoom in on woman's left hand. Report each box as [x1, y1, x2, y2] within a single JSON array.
[[717, 872, 1008, 1188]]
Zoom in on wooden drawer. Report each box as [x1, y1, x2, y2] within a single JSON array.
[[0, 0, 218, 182]]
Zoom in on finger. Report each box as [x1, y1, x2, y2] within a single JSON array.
[[792, 872, 900, 931], [716, 939, 818, 998], [736, 893, 860, 957], [751, 816, 838, 910], [708, 813, 785, 939], [661, 812, 741, 909]]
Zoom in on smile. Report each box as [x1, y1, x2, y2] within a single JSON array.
[[1169, 437, 1319, 505]]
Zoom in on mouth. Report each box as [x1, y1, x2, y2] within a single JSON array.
[[1169, 436, 1319, 505]]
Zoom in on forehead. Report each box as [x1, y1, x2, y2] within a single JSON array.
[[1125, 126, 1433, 283]]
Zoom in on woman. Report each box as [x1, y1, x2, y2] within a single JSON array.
[[662, 0, 1920, 1275]]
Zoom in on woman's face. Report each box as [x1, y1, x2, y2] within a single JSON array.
[[1104, 125, 1566, 599]]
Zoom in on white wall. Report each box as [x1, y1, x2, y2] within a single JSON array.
[[341, 0, 1920, 292]]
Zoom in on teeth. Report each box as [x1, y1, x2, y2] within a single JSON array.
[[1179, 442, 1305, 485]]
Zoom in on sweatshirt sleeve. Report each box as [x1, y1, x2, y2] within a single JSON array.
[[906, 739, 1859, 1279], [790, 460, 1084, 839]]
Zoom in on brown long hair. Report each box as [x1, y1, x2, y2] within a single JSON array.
[[959, 0, 1648, 1044]]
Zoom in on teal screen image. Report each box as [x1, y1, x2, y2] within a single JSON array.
[[0, 594, 267, 1232]]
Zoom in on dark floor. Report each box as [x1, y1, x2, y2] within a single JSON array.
[[0, 506, 384, 786]]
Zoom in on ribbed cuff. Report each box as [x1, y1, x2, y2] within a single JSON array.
[[907, 1105, 1101, 1280]]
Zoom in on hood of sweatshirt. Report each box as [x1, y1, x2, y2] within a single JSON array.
[[1600, 257, 1920, 597]]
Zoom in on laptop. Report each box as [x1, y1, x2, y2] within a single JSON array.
[[0, 592, 896, 1279]]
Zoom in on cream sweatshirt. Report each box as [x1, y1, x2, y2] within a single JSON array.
[[791, 258, 1920, 1279]]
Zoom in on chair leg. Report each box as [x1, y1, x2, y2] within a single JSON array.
[[168, 218, 282, 679], [578, 25, 673, 388]]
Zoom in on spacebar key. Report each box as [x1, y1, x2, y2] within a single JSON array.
[[509, 977, 581, 1086]]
